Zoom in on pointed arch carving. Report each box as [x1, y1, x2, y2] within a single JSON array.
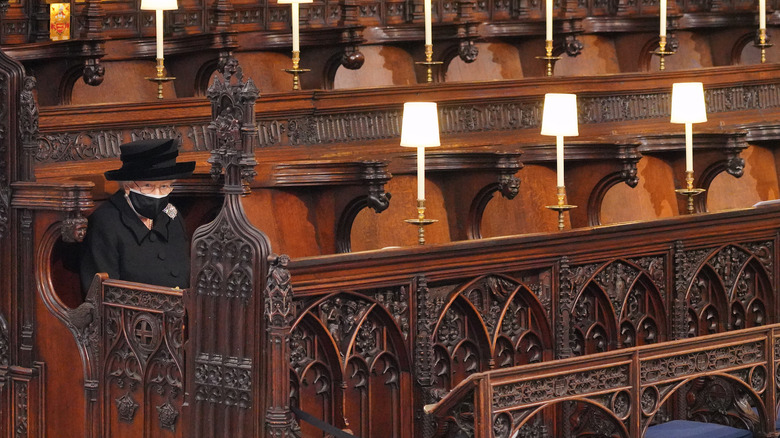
[[568, 259, 667, 355], [511, 399, 630, 438], [684, 243, 775, 336], [430, 274, 553, 390], [642, 373, 766, 436], [291, 290, 412, 437]]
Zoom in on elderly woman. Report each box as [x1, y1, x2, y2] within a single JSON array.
[[80, 138, 195, 291]]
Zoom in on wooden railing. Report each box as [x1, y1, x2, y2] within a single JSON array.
[[424, 323, 780, 437]]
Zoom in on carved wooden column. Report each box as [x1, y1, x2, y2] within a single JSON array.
[[185, 64, 272, 437], [263, 255, 298, 437], [78, 0, 107, 86], [414, 276, 438, 438]]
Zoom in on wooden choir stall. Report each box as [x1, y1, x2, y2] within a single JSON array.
[[5, 19, 780, 438]]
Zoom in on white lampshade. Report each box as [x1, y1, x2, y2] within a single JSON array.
[[278, 0, 313, 4], [400, 102, 441, 148], [541, 93, 579, 137], [671, 82, 707, 124], [140, 0, 177, 10]]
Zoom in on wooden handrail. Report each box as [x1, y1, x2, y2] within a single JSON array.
[[426, 323, 779, 437]]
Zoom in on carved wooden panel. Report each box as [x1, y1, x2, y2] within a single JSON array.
[[101, 285, 184, 437], [427, 274, 553, 394], [33, 68, 780, 164], [564, 258, 667, 356], [682, 243, 774, 337], [291, 289, 412, 438]]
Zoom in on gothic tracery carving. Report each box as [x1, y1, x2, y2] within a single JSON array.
[[374, 286, 410, 339], [493, 365, 630, 407], [0, 313, 8, 366], [193, 353, 253, 409]]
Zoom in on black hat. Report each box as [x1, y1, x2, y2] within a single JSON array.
[[104, 138, 195, 181]]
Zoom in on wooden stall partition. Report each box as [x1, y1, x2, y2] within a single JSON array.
[[0, 42, 54, 438], [98, 279, 185, 438], [184, 65, 289, 438]]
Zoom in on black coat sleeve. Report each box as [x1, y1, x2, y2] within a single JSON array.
[[79, 207, 121, 292]]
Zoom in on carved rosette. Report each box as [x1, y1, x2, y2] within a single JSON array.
[[157, 401, 179, 431], [115, 392, 139, 423]]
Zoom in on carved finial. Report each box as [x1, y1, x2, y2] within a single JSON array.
[[206, 59, 260, 187]]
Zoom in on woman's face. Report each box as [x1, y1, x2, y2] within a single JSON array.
[[124, 180, 175, 196]]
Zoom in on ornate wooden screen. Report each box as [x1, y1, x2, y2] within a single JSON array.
[[282, 208, 780, 437], [426, 324, 779, 438]]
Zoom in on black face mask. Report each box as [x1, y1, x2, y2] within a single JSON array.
[[128, 191, 169, 220]]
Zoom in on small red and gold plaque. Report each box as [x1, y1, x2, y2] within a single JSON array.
[[49, 3, 70, 41]]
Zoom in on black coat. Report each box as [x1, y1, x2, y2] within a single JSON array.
[[80, 190, 190, 292]]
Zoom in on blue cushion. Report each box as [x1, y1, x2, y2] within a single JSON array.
[[645, 420, 753, 438]]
